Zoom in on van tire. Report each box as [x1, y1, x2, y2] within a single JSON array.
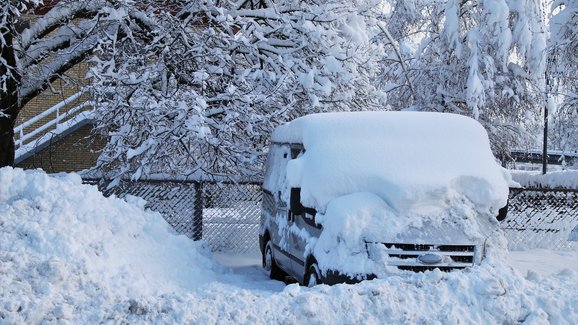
[[263, 240, 285, 281], [305, 261, 321, 287]]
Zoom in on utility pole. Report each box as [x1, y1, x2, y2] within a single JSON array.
[[542, 116, 548, 174], [543, 70, 549, 175], [541, 2, 550, 176]]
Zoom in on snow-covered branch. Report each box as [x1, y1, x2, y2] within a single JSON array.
[[89, 0, 385, 182], [377, 0, 550, 158], [20, 1, 105, 50], [0, 0, 162, 167]]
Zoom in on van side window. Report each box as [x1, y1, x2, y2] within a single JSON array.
[[290, 144, 304, 159], [262, 191, 275, 217], [290, 187, 319, 228], [262, 143, 292, 205]]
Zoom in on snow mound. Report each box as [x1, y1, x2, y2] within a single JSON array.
[[510, 170, 578, 189], [0, 167, 219, 322], [274, 111, 510, 214]]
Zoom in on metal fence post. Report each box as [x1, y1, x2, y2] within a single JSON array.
[[193, 181, 203, 241]]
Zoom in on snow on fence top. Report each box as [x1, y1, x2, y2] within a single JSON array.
[[510, 170, 578, 189], [272, 111, 511, 212]]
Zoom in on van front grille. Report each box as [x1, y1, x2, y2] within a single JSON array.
[[380, 243, 477, 271]]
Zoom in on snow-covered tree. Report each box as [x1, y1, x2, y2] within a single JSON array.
[[90, 0, 385, 182], [548, 0, 578, 152], [377, 0, 547, 160], [0, 0, 153, 167]]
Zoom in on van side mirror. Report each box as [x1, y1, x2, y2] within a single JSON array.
[[497, 201, 508, 222], [290, 188, 305, 215]]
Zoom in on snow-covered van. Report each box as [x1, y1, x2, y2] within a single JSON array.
[[259, 111, 510, 286]]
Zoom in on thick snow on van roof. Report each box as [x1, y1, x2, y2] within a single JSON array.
[[272, 111, 510, 213]]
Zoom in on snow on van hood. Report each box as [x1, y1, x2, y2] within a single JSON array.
[[273, 111, 511, 214], [311, 191, 502, 276]]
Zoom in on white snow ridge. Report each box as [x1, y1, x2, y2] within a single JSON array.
[[1, 167, 577, 323]]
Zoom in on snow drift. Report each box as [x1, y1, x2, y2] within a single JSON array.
[[0, 167, 219, 322]]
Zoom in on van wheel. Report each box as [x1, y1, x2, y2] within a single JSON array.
[[263, 240, 284, 281], [305, 261, 321, 287]]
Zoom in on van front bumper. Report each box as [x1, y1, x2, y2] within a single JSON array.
[[321, 270, 376, 285]]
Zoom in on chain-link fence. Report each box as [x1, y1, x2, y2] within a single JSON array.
[[84, 178, 578, 254], [200, 182, 262, 253], [502, 188, 578, 250], [84, 179, 261, 254], [85, 179, 202, 239]]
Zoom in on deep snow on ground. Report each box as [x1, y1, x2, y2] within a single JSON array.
[[1, 167, 578, 324], [508, 249, 578, 276]]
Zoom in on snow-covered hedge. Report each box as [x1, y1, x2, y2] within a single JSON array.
[[510, 170, 578, 189]]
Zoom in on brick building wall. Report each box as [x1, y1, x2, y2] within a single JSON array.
[[13, 14, 99, 173], [13, 62, 101, 173], [16, 123, 107, 173]]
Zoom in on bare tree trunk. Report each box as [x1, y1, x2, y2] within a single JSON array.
[[0, 118, 16, 167], [0, 14, 19, 168]]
